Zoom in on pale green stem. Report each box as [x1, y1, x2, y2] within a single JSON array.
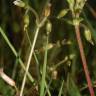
[[0, 27, 34, 83], [20, 26, 40, 96], [40, 35, 48, 96]]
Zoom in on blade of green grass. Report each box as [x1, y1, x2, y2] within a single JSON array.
[[20, 26, 40, 96], [0, 27, 17, 56], [24, 21, 51, 96], [58, 80, 64, 96], [20, 10, 48, 94], [83, 11, 96, 43], [0, 27, 34, 83], [40, 35, 48, 96], [34, 52, 51, 96], [52, 56, 68, 71], [44, 79, 52, 96]]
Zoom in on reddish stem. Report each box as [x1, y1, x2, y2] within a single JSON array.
[[75, 25, 95, 96]]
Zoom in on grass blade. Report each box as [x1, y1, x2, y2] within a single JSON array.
[[58, 80, 64, 96], [40, 35, 48, 96]]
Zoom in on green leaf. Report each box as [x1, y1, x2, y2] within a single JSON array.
[[40, 36, 48, 96]]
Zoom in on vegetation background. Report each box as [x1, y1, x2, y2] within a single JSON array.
[[0, 0, 96, 96]]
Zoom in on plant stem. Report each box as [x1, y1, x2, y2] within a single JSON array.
[[58, 80, 64, 96], [20, 26, 40, 96], [0, 27, 34, 83], [74, 24, 95, 96], [20, 14, 47, 95], [40, 35, 48, 96], [0, 27, 17, 56]]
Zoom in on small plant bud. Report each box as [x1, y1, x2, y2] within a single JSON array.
[[52, 70, 58, 80], [44, 3, 51, 17], [57, 9, 69, 19], [46, 21, 52, 34], [84, 28, 94, 45], [24, 14, 29, 31], [13, 0, 25, 8], [43, 43, 53, 50]]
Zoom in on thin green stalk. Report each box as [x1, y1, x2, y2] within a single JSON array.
[[25, 29, 32, 46], [34, 51, 51, 96], [52, 57, 68, 71], [34, 53, 51, 96], [20, 13, 47, 95], [25, 26, 40, 81], [58, 80, 64, 96], [27, 5, 39, 24], [20, 26, 40, 96], [34, 50, 51, 96], [0, 27, 17, 56], [40, 35, 48, 96], [12, 56, 19, 79], [24, 19, 51, 96], [23, 25, 50, 96], [44, 79, 52, 96], [0, 27, 34, 83], [19, 58, 34, 82], [12, 49, 22, 79]]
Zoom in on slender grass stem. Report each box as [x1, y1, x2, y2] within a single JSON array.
[[25, 26, 40, 81], [58, 80, 64, 96], [20, 13, 47, 95], [52, 57, 68, 71], [0, 27, 34, 83], [20, 26, 40, 96], [34, 51, 51, 96], [19, 58, 34, 82], [0, 27, 17, 56], [22, 25, 51, 96], [12, 56, 19, 79], [40, 35, 48, 96], [24, 14, 51, 96], [27, 6, 39, 24]]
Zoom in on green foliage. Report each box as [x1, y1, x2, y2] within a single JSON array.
[[0, 0, 96, 96]]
